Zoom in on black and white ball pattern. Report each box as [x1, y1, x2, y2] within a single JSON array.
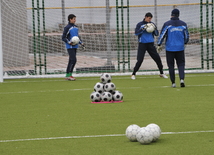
[[112, 90, 123, 101], [90, 92, 101, 102], [100, 73, 111, 84], [104, 82, 116, 93], [101, 92, 112, 101], [94, 82, 104, 94]]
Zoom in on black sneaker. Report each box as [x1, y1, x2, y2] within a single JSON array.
[[180, 80, 185, 87]]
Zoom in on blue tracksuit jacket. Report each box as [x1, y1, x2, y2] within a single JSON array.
[[157, 17, 189, 52], [62, 22, 82, 49], [135, 20, 158, 43]]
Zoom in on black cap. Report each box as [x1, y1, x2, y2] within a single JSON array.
[[171, 9, 180, 17]]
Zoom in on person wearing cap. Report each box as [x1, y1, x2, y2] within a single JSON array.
[[131, 12, 168, 80], [157, 9, 189, 88]]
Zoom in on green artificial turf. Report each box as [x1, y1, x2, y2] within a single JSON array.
[[0, 73, 214, 155]]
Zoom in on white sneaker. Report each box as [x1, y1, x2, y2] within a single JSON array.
[[160, 74, 168, 78], [131, 75, 136, 80], [172, 83, 176, 88]]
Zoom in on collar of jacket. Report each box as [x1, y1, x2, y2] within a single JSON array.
[[68, 22, 77, 27], [171, 17, 179, 20], [142, 19, 149, 24]]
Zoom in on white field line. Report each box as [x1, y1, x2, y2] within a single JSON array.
[[0, 87, 141, 95], [3, 73, 214, 83], [160, 84, 214, 88], [1, 83, 214, 95], [0, 130, 214, 143]]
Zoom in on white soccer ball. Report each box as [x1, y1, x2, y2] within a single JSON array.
[[112, 90, 123, 101], [101, 92, 112, 102], [136, 127, 153, 144], [146, 23, 155, 33], [71, 36, 80, 45], [146, 123, 161, 141], [100, 73, 111, 84], [125, 124, 140, 142], [90, 92, 101, 102], [94, 82, 104, 94], [104, 82, 116, 93]]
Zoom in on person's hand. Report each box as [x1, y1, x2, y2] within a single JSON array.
[[149, 23, 156, 29], [69, 41, 75, 45], [142, 24, 148, 30], [157, 45, 162, 53], [81, 44, 86, 50]]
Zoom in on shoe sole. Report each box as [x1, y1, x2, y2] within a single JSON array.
[[180, 83, 185, 87], [159, 75, 168, 79], [65, 78, 76, 81], [131, 76, 136, 80]]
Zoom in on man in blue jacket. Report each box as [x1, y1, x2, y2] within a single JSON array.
[[157, 9, 189, 88], [131, 12, 168, 80], [62, 14, 84, 81]]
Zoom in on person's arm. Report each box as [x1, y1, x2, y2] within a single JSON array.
[[184, 24, 189, 44], [157, 24, 168, 46], [151, 23, 159, 36], [62, 26, 70, 44], [135, 22, 147, 36]]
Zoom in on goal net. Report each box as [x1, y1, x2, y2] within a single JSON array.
[[1, 0, 214, 80]]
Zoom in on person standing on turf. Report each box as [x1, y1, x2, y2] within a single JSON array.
[[157, 9, 189, 88], [62, 14, 84, 81], [131, 12, 168, 80]]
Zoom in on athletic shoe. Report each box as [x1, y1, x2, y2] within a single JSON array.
[[180, 79, 185, 87], [159, 74, 168, 78], [65, 76, 76, 81], [131, 75, 136, 80], [172, 83, 176, 88]]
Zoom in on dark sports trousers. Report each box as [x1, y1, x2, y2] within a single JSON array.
[[66, 48, 77, 74], [166, 50, 185, 83], [133, 43, 164, 75]]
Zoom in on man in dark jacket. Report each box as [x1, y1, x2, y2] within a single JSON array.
[[157, 9, 189, 88], [131, 12, 167, 80], [62, 14, 84, 81]]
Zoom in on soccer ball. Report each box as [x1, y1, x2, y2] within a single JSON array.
[[125, 124, 140, 142], [101, 92, 112, 102], [100, 73, 111, 84], [136, 127, 153, 144], [146, 23, 155, 33], [71, 36, 80, 45], [104, 82, 116, 93], [112, 90, 123, 101], [146, 123, 161, 141], [90, 92, 101, 102], [94, 82, 104, 94]]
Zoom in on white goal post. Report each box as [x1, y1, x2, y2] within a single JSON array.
[[0, 0, 3, 82], [1, 0, 214, 81]]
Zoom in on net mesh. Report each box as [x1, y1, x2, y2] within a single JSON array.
[[1, 0, 214, 78]]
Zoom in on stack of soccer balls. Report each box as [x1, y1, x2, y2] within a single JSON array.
[[90, 73, 123, 102], [125, 123, 161, 144]]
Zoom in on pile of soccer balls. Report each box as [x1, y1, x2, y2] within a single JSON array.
[[125, 123, 161, 144], [90, 73, 123, 103]]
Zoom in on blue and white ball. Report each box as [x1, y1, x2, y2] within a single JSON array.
[[146, 123, 161, 142], [136, 127, 153, 144], [125, 124, 140, 142]]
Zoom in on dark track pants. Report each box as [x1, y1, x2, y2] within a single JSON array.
[[132, 43, 164, 75], [66, 48, 77, 74], [166, 51, 185, 83]]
